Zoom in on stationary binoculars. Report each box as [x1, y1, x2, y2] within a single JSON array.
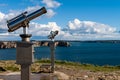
[[7, 7, 47, 32], [48, 30, 59, 40]]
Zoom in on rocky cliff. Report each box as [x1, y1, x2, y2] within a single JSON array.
[[0, 41, 70, 49], [0, 41, 16, 49]]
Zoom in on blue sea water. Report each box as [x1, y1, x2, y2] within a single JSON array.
[[0, 42, 120, 66]]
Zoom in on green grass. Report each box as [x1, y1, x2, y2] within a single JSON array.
[[5, 66, 19, 71], [36, 59, 120, 72], [0, 60, 120, 72]]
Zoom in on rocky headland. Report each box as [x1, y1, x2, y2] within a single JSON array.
[[0, 41, 70, 49]]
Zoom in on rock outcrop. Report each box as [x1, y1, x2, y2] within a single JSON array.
[[0, 41, 16, 49], [0, 41, 70, 49], [0, 67, 6, 71], [57, 41, 70, 47]]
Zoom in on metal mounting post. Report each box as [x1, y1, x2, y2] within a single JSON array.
[[49, 40, 55, 73], [23, 27, 28, 34], [21, 64, 31, 80]]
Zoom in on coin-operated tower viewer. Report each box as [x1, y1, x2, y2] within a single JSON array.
[[48, 30, 59, 73], [7, 7, 47, 80]]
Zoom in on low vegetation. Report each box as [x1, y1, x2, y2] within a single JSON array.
[[0, 59, 120, 72]]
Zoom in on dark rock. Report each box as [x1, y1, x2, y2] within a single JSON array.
[[32, 41, 41, 47], [57, 41, 70, 47], [40, 41, 49, 46], [0, 67, 6, 71]]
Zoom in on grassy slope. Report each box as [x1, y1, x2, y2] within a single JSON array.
[[0, 60, 120, 72]]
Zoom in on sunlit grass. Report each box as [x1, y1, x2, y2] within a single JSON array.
[[0, 60, 120, 72]]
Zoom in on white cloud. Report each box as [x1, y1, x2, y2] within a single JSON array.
[[60, 18, 120, 40], [0, 12, 5, 21], [45, 9, 56, 17], [41, 0, 61, 17], [24, 19, 120, 40], [25, 5, 41, 13], [28, 22, 61, 36], [42, 0, 61, 8], [0, 12, 7, 30], [68, 18, 116, 34]]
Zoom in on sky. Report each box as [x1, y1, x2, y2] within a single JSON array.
[[0, 0, 120, 40]]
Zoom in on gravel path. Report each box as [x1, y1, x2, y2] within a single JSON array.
[[0, 71, 69, 80], [0, 72, 41, 80]]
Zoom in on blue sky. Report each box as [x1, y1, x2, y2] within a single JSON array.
[[0, 0, 120, 40]]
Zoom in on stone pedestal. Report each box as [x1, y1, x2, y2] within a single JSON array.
[[16, 34, 34, 80], [16, 42, 34, 64]]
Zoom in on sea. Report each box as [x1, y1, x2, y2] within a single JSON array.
[[0, 42, 120, 66]]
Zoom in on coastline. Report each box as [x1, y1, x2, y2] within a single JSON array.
[[1, 40, 120, 49], [0, 41, 70, 49]]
